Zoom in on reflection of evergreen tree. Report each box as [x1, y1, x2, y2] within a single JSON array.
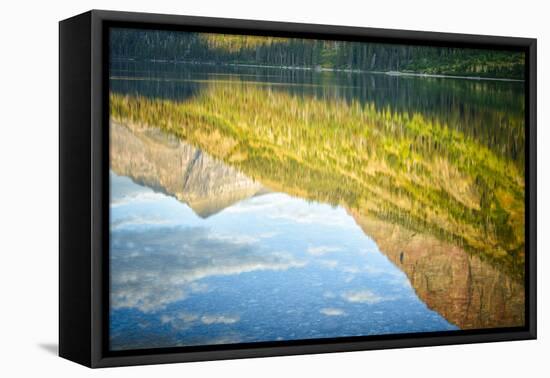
[[111, 59, 525, 167]]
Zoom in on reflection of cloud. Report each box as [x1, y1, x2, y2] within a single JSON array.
[[268, 211, 351, 228], [222, 194, 294, 214], [203, 334, 242, 345], [111, 191, 166, 208], [110, 172, 166, 208], [161, 311, 239, 329], [225, 192, 354, 228], [201, 315, 240, 325], [320, 308, 346, 316], [342, 289, 385, 304], [306, 245, 342, 256], [208, 234, 261, 244], [189, 282, 209, 293], [363, 265, 390, 276], [319, 259, 339, 269], [343, 275, 355, 283], [160, 312, 199, 330], [207, 231, 279, 245], [111, 226, 306, 313], [111, 215, 172, 230], [342, 266, 360, 274], [257, 231, 278, 239]]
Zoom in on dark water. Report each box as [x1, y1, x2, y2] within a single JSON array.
[[109, 61, 525, 351]]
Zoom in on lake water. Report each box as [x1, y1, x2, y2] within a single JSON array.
[[109, 61, 525, 351], [111, 60, 525, 164]]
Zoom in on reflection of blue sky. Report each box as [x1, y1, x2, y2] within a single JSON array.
[[110, 172, 457, 350]]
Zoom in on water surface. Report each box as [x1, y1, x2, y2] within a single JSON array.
[[110, 170, 457, 350], [109, 62, 525, 350]]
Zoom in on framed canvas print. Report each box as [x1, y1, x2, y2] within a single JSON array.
[[59, 10, 537, 368]]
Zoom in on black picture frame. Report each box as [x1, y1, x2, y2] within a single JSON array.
[[59, 9, 537, 368]]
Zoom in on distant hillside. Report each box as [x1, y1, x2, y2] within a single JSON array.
[[110, 28, 525, 79]]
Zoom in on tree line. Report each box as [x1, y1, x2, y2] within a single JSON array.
[[110, 28, 525, 79]]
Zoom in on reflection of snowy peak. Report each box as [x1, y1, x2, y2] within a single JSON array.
[[110, 121, 266, 218]]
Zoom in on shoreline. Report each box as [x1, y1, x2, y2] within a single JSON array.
[[379, 70, 524, 82], [111, 57, 524, 82]]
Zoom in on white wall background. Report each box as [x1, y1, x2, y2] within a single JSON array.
[[0, 0, 546, 376]]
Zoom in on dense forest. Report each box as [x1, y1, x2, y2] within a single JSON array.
[[110, 28, 525, 79]]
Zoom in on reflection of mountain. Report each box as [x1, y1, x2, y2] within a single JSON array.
[[110, 121, 266, 218], [111, 83, 525, 280], [110, 77, 526, 331], [350, 210, 524, 329], [111, 118, 524, 330]]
